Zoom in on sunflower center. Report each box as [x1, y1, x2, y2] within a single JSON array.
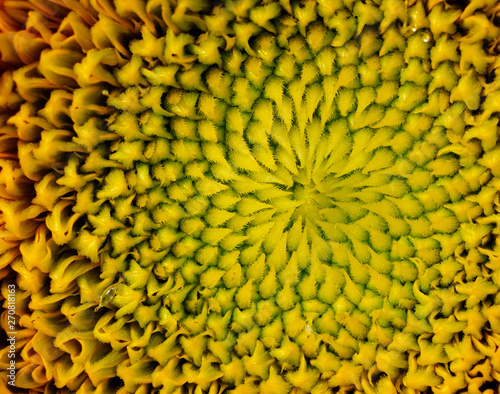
[[288, 167, 329, 217]]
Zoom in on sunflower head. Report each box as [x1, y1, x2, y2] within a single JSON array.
[[1, 0, 500, 393]]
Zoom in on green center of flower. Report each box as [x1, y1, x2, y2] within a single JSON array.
[[63, 8, 487, 360]]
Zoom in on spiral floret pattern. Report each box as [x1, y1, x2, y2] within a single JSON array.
[[1, 0, 500, 393]]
